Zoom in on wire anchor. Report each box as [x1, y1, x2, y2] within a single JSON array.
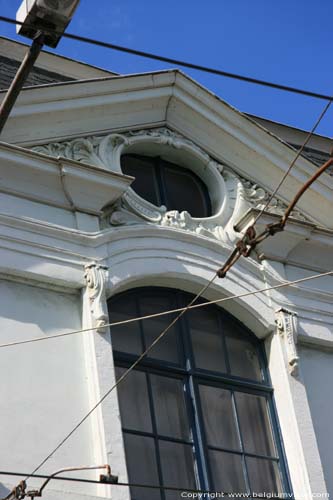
[[1, 465, 117, 500]]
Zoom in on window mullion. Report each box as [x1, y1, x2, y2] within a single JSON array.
[[156, 157, 168, 207], [186, 376, 212, 491], [178, 296, 211, 492]]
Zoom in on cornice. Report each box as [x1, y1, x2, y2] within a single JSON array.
[[0, 142, 133, 216]]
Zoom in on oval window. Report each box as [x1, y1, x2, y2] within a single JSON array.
[[121, 154, 212, 218]]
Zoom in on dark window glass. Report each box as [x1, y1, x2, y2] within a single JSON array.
[[187, 306, 227, 372], [209, 450, 247, 494], [159, 441, 197, 499], [121, 154, 211, 217], [151, 375, 190, 440], [199, 385, 240, 450], [109, 288, 292, 498], [246, 456, 283, 495], [235, 392, 276, 456], [116, 367, 152, 433], [121, 155, 160, 206], [109, 294, 142, 355], [124, 433, 161, 500], [139, 293, 181, 364], [224, 317, 263, 381]]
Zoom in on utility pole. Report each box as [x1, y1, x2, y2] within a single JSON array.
[[0, 0, 80, 135]]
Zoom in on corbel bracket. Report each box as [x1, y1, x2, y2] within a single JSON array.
[[84, 261, 109, 334], [275, 307, 299, 376]]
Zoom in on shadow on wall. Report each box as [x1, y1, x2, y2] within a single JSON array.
[[0, 279, 81, 338], [0, 483, 11, 498]]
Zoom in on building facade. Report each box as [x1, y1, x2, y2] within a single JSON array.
[[0, 38, 332, 500]]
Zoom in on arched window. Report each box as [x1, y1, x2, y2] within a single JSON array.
[[121, 154, 212, 217], [108, 287, 291, 499]]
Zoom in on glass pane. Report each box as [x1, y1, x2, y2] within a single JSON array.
[[121, 154, 160, 206], [187, 306, 226, 373], [109, 294, 142, 355], [139, 293, 181, 364], [199, 385, 240, 450], [162, 162, 210, 217], [116, 367, 152, 432], [246, 457, 283, 496], [151, 375, 190, 440], [159, 441, 197, 500], [209, 450, 247, 495], [224, 319, 262, 381], [235, 392, 276, 456], [123, 433, 161, 500]]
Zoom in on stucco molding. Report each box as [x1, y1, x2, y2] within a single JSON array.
[[32, 127, 310, 242], [275, 307, 299, 376], [84, 261, 109, 334]]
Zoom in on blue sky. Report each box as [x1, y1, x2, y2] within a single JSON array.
[[1, 0, 333, 136]]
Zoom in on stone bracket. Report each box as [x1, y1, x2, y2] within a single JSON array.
[[84, 261, 109, 334], [275, 307, 299, 376]]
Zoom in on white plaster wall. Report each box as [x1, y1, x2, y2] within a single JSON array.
[[299, 346, 333, 496], [0, 279, 97, 498]]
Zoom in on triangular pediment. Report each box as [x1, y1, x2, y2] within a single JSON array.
[[1, 69, 332, 229]]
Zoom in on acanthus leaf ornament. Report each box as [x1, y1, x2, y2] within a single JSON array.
[[31, 127, 312, 241], [275, 307, 299, 376], [84, 262, 109, 334]]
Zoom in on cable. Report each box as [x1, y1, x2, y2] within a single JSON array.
[[26, 273, 217, 479], [0, 470, 269, 499], [0, 269, 331, 350], [1, 12, 332, 482], [252, 99, 333, 225], [1, 15, 333, 102]]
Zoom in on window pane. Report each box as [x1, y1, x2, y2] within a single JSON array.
[[235, 392, 275, 456], [224, 320, 262, 381], [159, 441, 197, 500], [151, 375, 190, 440], [116, 368, 152, 432], [139, 293, 181, 364], [199, 385, 240, 450], [109, 294, 142, 355], [121, 154, 160, 206], [246, 457, 283, 495], [209, 450, 247, 495], [123, 433, 161, 500], [187, 306, 226, 373], [162, 162, 210, 218]]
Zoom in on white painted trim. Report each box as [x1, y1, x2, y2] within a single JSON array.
[[1, 70, 331, 228]]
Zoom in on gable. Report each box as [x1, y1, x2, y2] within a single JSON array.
[[0, 69, 332, 230]]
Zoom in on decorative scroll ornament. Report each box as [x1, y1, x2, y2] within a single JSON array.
[[240, 177, 310, 222], [275, 307, 299, 376], [32, 127, 312, 241], [84, 262, 109, 334]]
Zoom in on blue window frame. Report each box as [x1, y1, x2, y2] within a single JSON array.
[[108, 287, 292, 499]]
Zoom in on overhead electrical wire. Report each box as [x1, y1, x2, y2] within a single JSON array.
[[26, 273, 218, 479], [0, 269, 331, 350], [253, 98, 333, 224], [25, 157, 333, 476], [0, 470, 270, 500], [0, 15, 333, 102], [1, 11, 332, 490]]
